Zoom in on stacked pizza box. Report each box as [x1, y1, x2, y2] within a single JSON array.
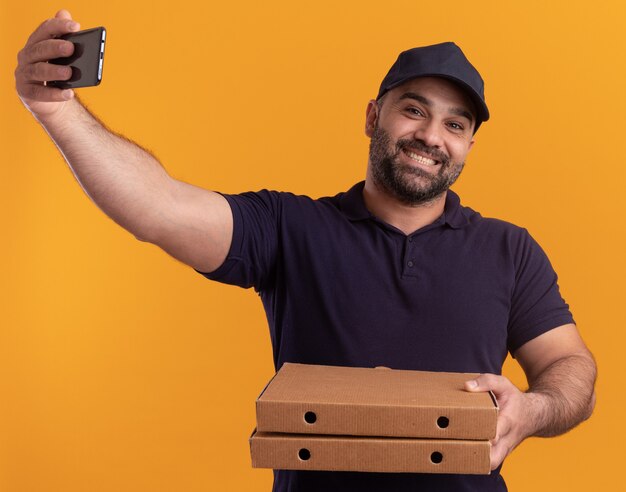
[[249, 363, 497, 475]]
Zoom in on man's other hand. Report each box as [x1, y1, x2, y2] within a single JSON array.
[[464, 374, 536, 471], [15, 9, 80, 121]]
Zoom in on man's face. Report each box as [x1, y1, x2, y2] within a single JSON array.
[[365, 77, 476, 206]]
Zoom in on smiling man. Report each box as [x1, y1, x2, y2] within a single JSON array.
[[365, 76, 477, 232], [16, 10, 596, 492]]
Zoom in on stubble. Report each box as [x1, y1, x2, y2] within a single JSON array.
[[368, 125, 465, 206]]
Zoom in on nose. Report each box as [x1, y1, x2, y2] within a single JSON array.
[[413, 119, 444, 149]]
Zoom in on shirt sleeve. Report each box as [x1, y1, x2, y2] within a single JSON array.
[[507, 229, 575, 354], [195, 190, 280, 292]]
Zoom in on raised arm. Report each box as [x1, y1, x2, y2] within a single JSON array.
[[465, 323, 597, 470], [15, 10, 231, 273]]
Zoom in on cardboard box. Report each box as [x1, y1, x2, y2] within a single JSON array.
[[256, 363, 498, 440], [249, 430, 491, 474]]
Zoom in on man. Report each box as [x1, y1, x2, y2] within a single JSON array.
[[16, 9, 596, 492]]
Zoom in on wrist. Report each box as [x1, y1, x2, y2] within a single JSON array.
[[36, 96, 81, 130]]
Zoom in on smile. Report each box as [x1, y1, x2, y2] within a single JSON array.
[[403, 149, 439, 167]]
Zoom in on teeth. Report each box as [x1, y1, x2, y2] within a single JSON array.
[[406, 150, 437, 166]]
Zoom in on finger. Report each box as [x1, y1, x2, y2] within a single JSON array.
[[20, 83, 74, 102], [19, 38, 74, 65], [489, 429, 519, 470], [465, 373, 511, 394], [26, 17, 80, 46], [18, 61, 73, 84], [495, 414, 512, 441], [55, 9, 73, 20], [490, 440, 509, 470]]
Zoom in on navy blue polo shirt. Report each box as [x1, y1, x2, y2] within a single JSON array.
[[199, 181, 574, 492]]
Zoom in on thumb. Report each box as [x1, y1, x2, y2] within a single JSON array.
[[465, 379, 481, 391], [464, 373, 508, 393], [55, 9, 73, 20]]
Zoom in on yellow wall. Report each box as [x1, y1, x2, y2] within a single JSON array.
[[1, 1, 624, 490]]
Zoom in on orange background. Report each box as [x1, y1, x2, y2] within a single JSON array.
[[1, 1, 624, 490]]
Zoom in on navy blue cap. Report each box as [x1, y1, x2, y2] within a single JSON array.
[[377, 42, 490, 132]]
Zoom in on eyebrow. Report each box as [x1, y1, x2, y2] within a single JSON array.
[[398, 92, 475, 124]]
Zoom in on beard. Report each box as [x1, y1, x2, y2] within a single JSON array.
[[368, 125, 465, 206]]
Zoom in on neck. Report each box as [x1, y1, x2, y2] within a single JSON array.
[[362, 177, 447, 235]]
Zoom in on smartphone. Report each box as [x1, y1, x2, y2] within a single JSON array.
[[48, 27, 106, 89]]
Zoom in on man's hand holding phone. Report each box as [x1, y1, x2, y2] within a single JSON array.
[[15, 9, 105, 124], [15, 10, 80, 121]]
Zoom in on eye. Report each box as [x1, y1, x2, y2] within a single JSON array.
[[406, 106, 424, 117], [447, 121, 465, 131]]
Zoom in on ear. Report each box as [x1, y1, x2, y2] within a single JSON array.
[[467, 138, 475, 153], [365, 100, 379, 138]]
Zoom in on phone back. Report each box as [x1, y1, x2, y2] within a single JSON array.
[[49, 27, 106, 89]]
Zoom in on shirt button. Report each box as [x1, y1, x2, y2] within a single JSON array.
[[407, 260, 414, 267], [408, 237, 413, 242]]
